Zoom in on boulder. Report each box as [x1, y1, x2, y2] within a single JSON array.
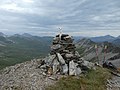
[[65, 53, 74, 59], [81, 60, 94, 70], [69, 60, 76, 75], [53, 59, 60, 74], [51, 44, 62, 50]]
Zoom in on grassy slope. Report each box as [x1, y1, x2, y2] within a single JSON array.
[[46, 67, 111, 90], [0, 36, 52, 69]]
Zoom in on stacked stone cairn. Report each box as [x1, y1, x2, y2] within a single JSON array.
[[39, 33, 94, 76]]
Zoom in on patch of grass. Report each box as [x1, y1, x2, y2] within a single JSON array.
[[76, 47, 85, 57], [46, 67, 111, 90]]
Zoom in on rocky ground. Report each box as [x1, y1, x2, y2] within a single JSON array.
[[0, 59, 59, 90], [107, 60, 120, 90], [110, 59, 120, 68], [107, 76, 120, 90]]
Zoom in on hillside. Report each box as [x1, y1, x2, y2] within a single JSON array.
[[112, 38, 120, 46], [76, 38, 120, 67], [0, 33, 53, 69]]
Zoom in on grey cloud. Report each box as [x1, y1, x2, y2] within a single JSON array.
[[0, 0, 120, 36]]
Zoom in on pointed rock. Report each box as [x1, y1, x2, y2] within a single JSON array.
[[53, 59, 60, 74], [57, 53, 66, 65]]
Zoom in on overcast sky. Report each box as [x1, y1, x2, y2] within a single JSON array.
[[0, 0, 120, 36]]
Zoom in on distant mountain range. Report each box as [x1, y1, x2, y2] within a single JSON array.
[[90, 35, 115, 42], [90, 35, 120, 46], [73, 35, 120, 46], [0, 32, 53, 69]]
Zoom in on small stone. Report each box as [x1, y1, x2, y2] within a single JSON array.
[[51, 44, 62, 50], [49, 77, 57, 81], [65, 53, 74, 59]]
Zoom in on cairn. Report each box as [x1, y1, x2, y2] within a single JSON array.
[[40, 33, 94, 76]]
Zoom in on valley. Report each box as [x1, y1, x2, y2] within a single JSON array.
[[0, 33, 53, 69]]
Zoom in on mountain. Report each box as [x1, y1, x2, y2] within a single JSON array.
[[76, 38, 120, 67], [90, 35, 120, 46], [76, 38, 95, 46], [22, 33, 33, 38], [0, 33, 53, 69], [90, 35, 115, 43], [111, 35, 120, 46], [117, 35, 120, 39], [0, 34, 13, 45], [0, 32, 6, 37], [112, 38, 120, 46]]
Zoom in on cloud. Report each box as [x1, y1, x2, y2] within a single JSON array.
[[0, 3, 24, 12], [22, 0, 34, 3], [0, 0, 120, 36], [68, 30, 120, 37]]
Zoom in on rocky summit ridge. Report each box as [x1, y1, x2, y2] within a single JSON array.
[[0, 59, 57, 90]]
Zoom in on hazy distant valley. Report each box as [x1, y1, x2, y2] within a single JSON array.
[[0, 32, 53, 69]]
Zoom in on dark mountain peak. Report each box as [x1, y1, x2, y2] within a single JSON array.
[[12, 34, 21, 37], [11, 33, 33, 40], [22, 33, 33, 37], [90, 35, 115, 43], [0, 32, 6, 37], [93, 35, 115, 39], [105, 35, 114, 37]]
